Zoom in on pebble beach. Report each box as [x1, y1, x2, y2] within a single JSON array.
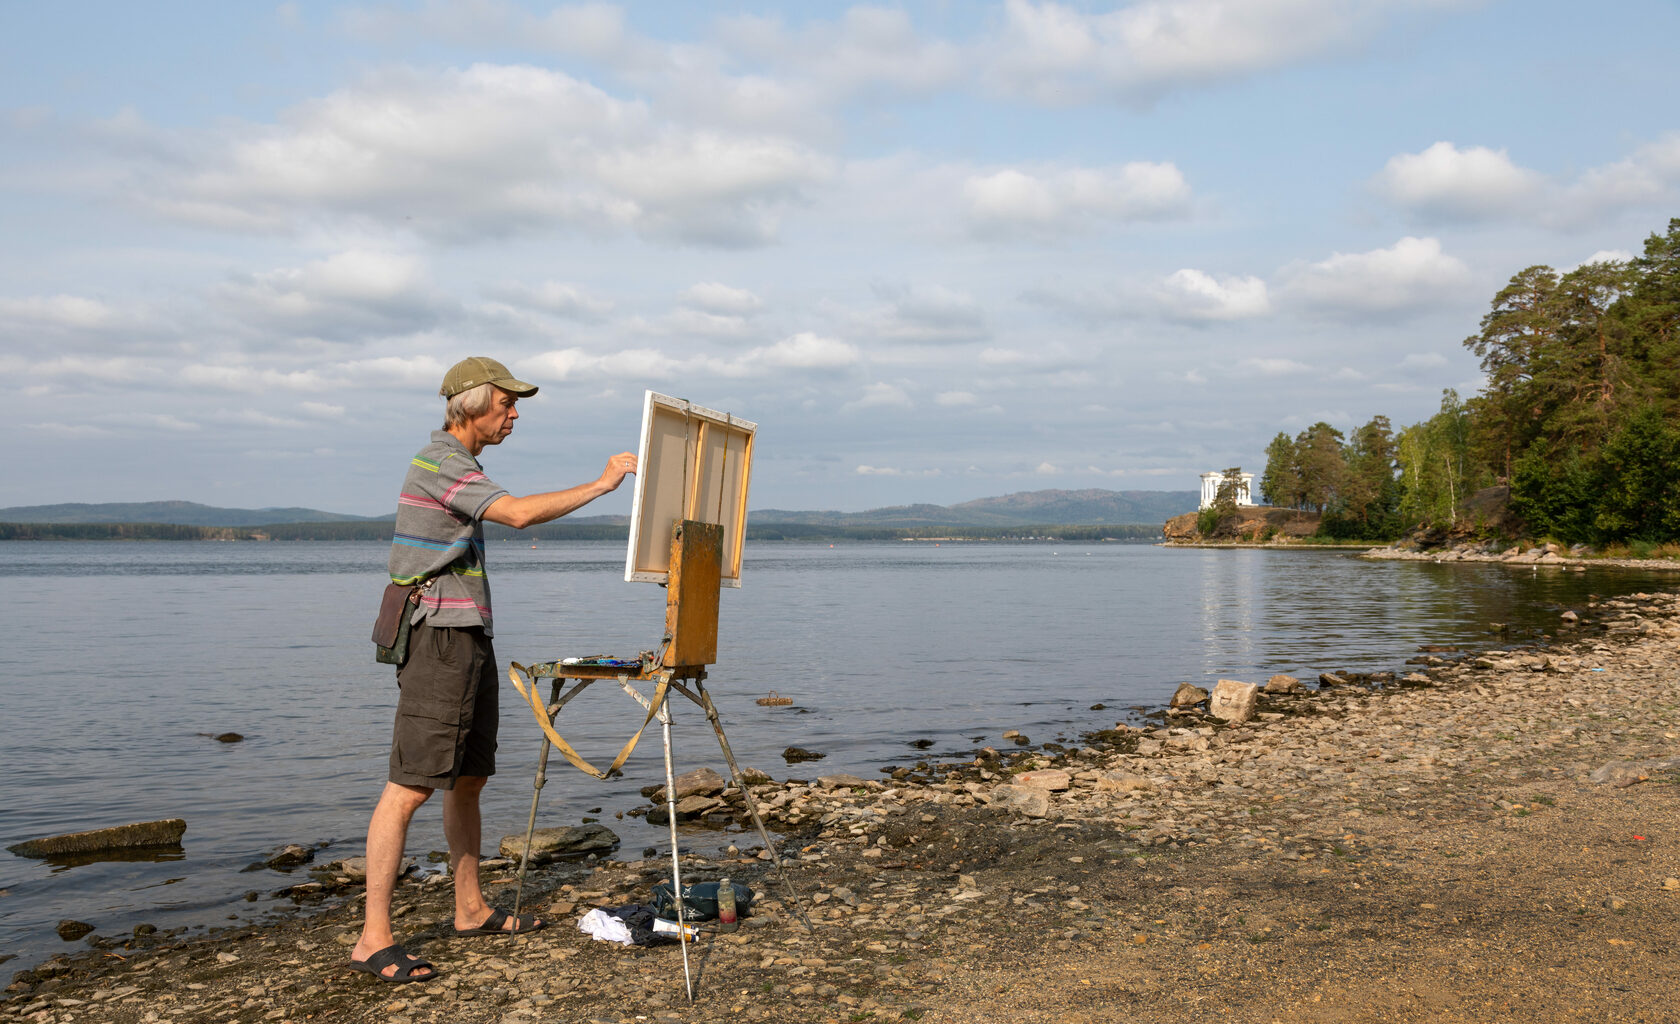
[[7, 580, 1680, 1024]]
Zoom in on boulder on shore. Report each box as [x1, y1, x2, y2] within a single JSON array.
[[1210, 680, 1260, 723], [641, 766, 726, 803], [499, 824, 620, 865], [1264, 674, 1304, 694], [990, 784, 1052, 818], [8, 819, 186, 859], [1170, 683, 1209, 708], [1097, 773, 1155, 794], [817, 773, 871, 790], [1015, 769, 1071, 792]]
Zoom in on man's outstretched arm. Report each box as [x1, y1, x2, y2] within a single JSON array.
[[481, 453, 637, 529]]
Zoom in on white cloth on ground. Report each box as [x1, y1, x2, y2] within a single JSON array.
[[577, 908, 635, 945]]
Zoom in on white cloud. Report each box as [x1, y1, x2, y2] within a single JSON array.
[[523, 332, 857, 384], [301, 401, 346, 418], [842, 381, 912, 412], [646, 308, 757, 340], [1242, 357, 1313, 376], [1280, 236, 1471, 316], [855, 464, 942, 477], [342, 2, 640, 60], [218, 408, 309, 430], [526, 347, 675, 382], [747, 332, 859, 371], [936, 390, 979, 407], [717, 7, 965, 100], [1155, 268, 1270, 321], [1373, 141, 1544, 220], [0, 354, 155, 384], [1564, 133, 1680, 218], [238, 249, 422, 303], [334, 1, 1455, 122], [336, 354, 449, 389], [964, 162, 1191, 237], [0, 294, 116, 330], [1374, 134, 1680, 227], [345, 3, 962, 134], [978, 348, 1028, 366], [1570, 249, 1633, 270], [681, 282, 763, 315], [986, 0, 1451, 104], [182, 365, 327, 392], [1034, 461, 1059, 475], [140, 64, 832, 246], [215, 249, 442, 337], [491, 281, 615, 320]]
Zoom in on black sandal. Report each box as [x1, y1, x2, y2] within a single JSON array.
[[348, 943, 436, 983], [454, 907, 547, 936]]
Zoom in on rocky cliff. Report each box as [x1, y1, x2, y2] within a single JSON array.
[[1163, 505, 1322, 543]]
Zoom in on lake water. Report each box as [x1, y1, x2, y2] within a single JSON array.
[[2, 539, 1675, 969]]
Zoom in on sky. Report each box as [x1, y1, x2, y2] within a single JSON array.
[[3, 1, 1678, 516]]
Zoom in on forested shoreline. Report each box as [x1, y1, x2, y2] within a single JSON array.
[[1249, 217, 1680, 548]]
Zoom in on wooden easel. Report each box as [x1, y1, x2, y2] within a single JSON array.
[[506, 520, 804, 998]]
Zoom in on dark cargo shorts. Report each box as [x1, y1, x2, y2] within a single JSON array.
[[389, 619, 498, 789]]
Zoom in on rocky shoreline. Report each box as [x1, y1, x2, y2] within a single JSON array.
[[8, 591, 1680, 1023], [1363, 540, 1680, 573]]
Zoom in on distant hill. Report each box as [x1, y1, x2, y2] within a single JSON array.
[[753, 489, 1197, 528], [1, 489, 1196, 531], [0, 501, 390, 527], [953, 488, 1198, 524]]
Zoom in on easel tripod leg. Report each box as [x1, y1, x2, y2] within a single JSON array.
[[659, 694, 695, 1003], [513, 678, 561, 921]]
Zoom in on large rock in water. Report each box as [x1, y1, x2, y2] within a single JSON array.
[[265, 844, 314, 870], [498, 824, 620, 865], [1210, 680, 1259, 723], [8, 819, 186, 859]]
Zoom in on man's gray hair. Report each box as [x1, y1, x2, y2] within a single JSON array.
[[443, 382, 496, 428]]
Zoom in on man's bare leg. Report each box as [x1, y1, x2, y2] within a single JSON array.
[[352, 782, 434, 977], [444, 775, 543, 932]]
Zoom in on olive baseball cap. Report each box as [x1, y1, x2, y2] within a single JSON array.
[[439, 356, 538, 399]]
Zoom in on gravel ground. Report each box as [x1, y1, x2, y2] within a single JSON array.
[[6, 590, 1679, 1024]]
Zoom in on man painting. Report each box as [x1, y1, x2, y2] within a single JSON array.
[[350, 357, 637, 983]]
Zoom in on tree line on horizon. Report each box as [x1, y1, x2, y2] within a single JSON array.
[[1253, 216, 1680, 546]]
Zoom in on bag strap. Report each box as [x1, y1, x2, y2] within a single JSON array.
[[508, 663, 672, 780]]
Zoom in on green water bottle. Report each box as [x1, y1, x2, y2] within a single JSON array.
[[717, 877, 738, 933]]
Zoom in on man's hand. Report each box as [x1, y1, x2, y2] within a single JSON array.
[[600, 452, 637, 491]]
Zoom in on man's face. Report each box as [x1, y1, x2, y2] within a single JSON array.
[[467, 387, 520, 448]]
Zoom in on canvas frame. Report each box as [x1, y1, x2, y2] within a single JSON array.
[[624, 390, 755, 587]]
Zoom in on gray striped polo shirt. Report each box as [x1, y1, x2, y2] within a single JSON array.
[[388, 430, 510, 636]]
